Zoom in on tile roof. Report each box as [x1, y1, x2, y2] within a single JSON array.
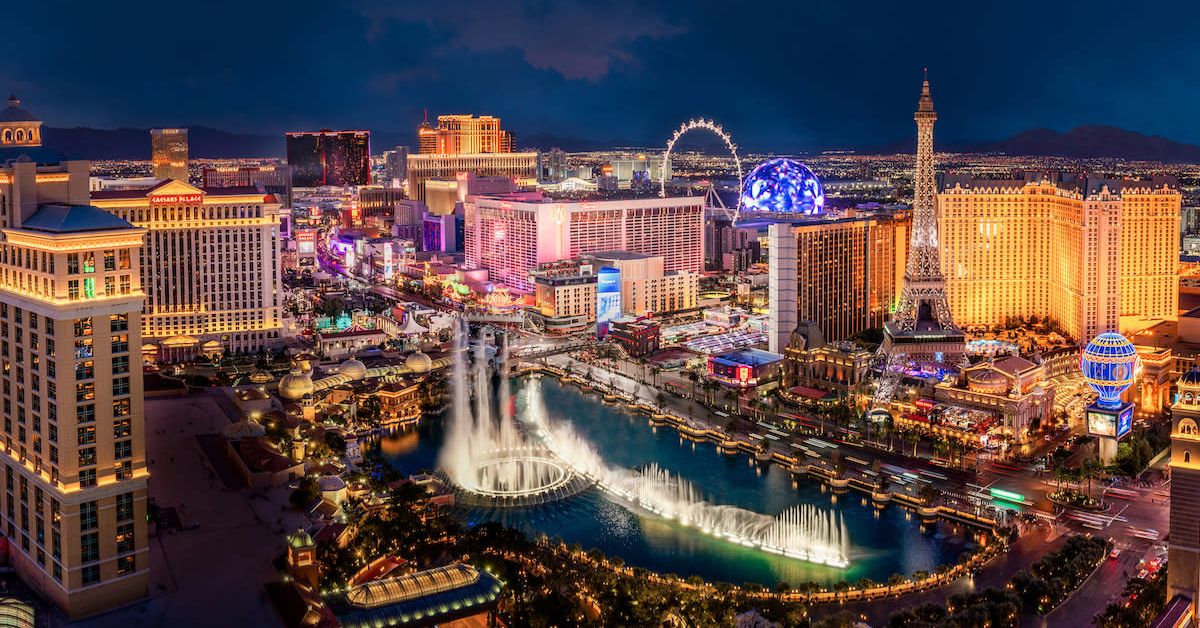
[[21, 204, 134, 233]]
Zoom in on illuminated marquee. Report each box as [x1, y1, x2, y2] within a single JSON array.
[[149, 193, 203, 206]]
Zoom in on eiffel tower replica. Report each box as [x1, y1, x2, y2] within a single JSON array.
[[871, 72, 965, 414]]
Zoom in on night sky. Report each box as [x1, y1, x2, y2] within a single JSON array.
[[5, 0, 1199, 151]]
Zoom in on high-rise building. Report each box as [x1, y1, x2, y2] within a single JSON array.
[[149, 128, 188, 182], [767, 211, 909, 351], [418, 115, 514, 155], [530, 260, 598, 334], [938, 173, 1180, 341], [285, 130, 370, 187], [542, 148, 567, 183], [873, 73, 964, 412], [90, 180, 283, 360], [706, 218, 761, 271], [1168, 370, 1200, 615], [425, 173, 517, 217], [464, 194, 704, 292], [0, 98, 150, 617], [382, 146, 409, 189], [406, 153, 537, 203], [201, 165, 294, 208], [585, 251, 700, 317]]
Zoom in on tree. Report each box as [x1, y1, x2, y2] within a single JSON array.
[[289, 476, 319, 510]]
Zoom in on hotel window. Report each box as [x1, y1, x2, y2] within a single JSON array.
[[77, 426, 95, 446], [78, 447, 95, 467], [116, 492, 133, 521], [112, 378, 129, 396], [82, 253, 94, 273], [117, 554, 135, 576], [74, 318, 92, 337], [75, 382, 94, 402], [67, 280, 79, 300], [114, 440, 131, 460], [103, 250, 116, 272], [116, 522, 134, 554], [80, 501, 98, 530], [110, 314, 128, 333], [79, 469, 96, 488], [66, 254, 78, 275], [78, 404, 94, 424]]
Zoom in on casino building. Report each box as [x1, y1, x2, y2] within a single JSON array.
[[464, 194, 704, 293], [90, 179, 284, 360], [0, 97, 150, 617], [938, 173, 1180, 342]]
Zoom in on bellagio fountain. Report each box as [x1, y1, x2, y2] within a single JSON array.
[[438, 323, 851, 568]]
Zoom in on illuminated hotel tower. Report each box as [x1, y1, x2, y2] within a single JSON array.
[[872, 72, 964, 411], [1169, 370, 1200, 614], [0, 97, 149, 616]]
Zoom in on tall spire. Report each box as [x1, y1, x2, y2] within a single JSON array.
[[918, 69, 935, 113]]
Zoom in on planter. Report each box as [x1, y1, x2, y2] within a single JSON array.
[[872, 491, 892, 504], [828, 477, 851, 489], [917, 505, 941, 518]]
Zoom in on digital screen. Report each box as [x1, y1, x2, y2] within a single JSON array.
[[1087, 410, 1115, 437], [1088, 406, 1133, 439], [1117, 406, 1133, 439], [596, 267, 621, 338]]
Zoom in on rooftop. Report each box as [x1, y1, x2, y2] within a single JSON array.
[[0, 96, 37, 123], [20, 204, 136, 233], [712, 347, 784, 366]]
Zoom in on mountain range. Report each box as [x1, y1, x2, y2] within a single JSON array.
[[36, 124, 1200, 164]]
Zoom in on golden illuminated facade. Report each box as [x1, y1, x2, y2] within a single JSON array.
[[149, 128, 188, 183], [1169, 370, 1200, 614], [90, 180, 283, 360], [0, 156, 150, 617], [768, 211, 909, 344], [418, 115, 514, 155], [939, 175, 1179, 342]]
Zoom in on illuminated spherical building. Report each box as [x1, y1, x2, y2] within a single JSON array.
[[740, 158, 825, 215], [1080, 332, 1139, 409]]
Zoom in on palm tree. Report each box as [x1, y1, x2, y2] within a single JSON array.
[[649, 365, 661, 387], [1082, 456, 1104, 501]]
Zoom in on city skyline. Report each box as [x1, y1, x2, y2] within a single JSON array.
[[5, 0, 1200, 152]]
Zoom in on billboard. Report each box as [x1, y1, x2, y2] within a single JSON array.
[[596, 267, 621, 338], [1087, 405, 1133, 439]]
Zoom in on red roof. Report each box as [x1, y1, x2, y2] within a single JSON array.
[[789, 385, 835, 400]]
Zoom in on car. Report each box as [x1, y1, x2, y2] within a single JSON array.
[[1109, 549, 1121, 560], [1137, 569, 1149, 579], [1044, 434, 1053, 441]]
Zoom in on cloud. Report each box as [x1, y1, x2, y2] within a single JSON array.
[[358, 0, 686, 81]]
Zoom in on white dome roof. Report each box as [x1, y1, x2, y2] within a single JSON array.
[[278, 368, 315, 401], [405, 351, 433, 373], [339, 358, 368, 380]]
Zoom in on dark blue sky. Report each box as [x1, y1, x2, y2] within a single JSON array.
[[5, 0, 1199, 151]]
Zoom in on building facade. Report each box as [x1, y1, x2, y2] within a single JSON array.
[[201, 165, 294, 209], [586, 251, 699, 317], [406, 153, 537, 203], [465, 195, 704, 293], [90, 179, 283, 359], [0, 142, 150, 615], [767, 211, 909, 347], [530, 260, 597, 334], [417, 115, 514, 155], [285, 131, 371, 187], [149, 128, 188, 183], [939, 174, 1180, 342], [1169, 370, 1200, 615]]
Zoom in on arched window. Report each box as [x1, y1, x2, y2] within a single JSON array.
[[1, 129, 10, 143], [1186, 451, 1192, 464], [14, 130, 23, 142]]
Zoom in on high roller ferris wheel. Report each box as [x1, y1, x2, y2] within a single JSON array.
[[660, 118, 744, 223]]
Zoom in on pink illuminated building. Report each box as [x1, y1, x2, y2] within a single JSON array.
[[464, 194, 704, 292]]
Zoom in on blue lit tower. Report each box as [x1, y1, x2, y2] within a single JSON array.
[[1080, 332, 1139, 463]]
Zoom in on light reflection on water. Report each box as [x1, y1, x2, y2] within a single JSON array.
[[370, 377, 974, 586]]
